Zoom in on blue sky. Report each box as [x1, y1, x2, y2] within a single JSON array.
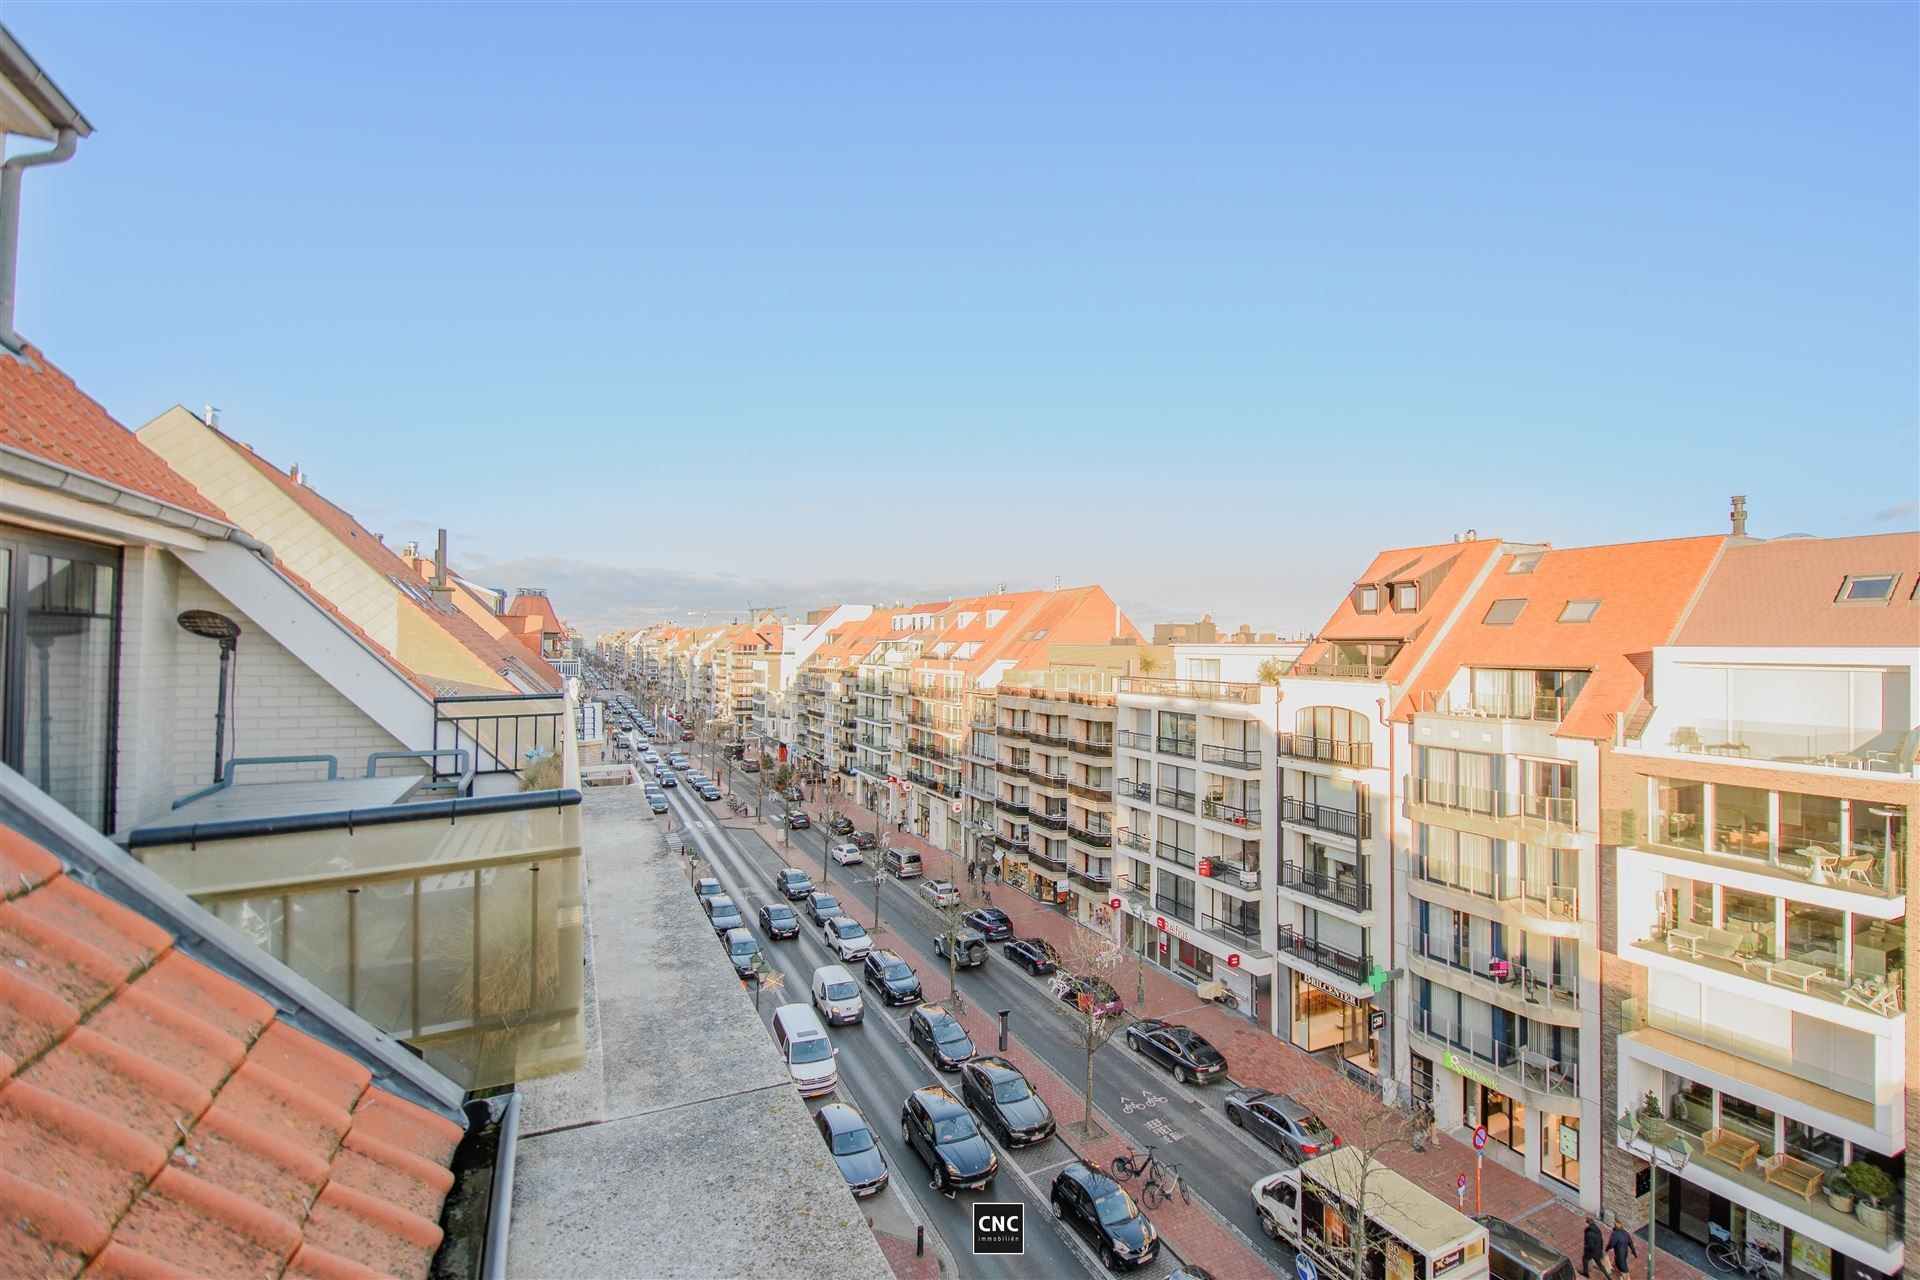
[[10, 3, 1916, 635]]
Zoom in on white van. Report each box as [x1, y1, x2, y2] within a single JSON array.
[[810, 964, 865, 1026], [771, 1004, 838, 1097], [885, 847, 923, 879]]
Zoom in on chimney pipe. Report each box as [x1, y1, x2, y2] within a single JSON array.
[[0, 126, 78, 354], [1730, 494, 1748, 537], [434, 528, 449, 587]]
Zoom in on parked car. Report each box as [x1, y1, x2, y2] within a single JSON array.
[[694, 877, 725, 905], [1053, 973, 1122, 1015], [823, 916, 873, 962], [785, 809, 811, 830], [1222, 1089, 1341, 1162], [862, 949, 922, 1005], [1124, 1019, 1229, 1085], [958, 1055, 1055, 1146], [646, 792, 669, 814], [922, 879, 961, 907], [908, 1003, 976, 1071], [705, 895, 744, 935], [805, 892, 843, 926], [829, 814, 855, 836], [810, 963, 865, 1025], [816, 1103, 889, 1197], [850, 829, 877, 851], [900, 1085, 997, 1194], [697, 784, 722, 801], [784, 785, 805, 802], [1050, 1162, 1158, 1272], [776, 867, 815, 900], [963, 907, 1014, 940], [669, 754, 691, 770], [1003, 937, 1058, 975], [933, 928, 987, 968], [653, 768, 677, 788], [723, 928, 760, 979], [759, 903, 801, 940], [829, 841, 864, 865], [1474, 1214, 1578, 1280]]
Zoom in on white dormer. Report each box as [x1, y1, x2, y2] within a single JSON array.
[[985, 609, 1007, 628]]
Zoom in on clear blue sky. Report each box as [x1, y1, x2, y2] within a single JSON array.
[[11, 3, 1916, 635]]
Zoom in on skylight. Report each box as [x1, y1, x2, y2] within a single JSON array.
[[1483, 598, 1527, 626], [1558, 600, 1600, 623], [1837, 573, 1898, 603], [1508, 553, 1543, 574]]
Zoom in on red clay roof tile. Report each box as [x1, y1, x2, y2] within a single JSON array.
[[345, 1092, 464, 1166], [0, 965, 80, 1064], [0, 1165, 108, 1278], [300, 1180, 443, 1280], [0, 899, 129, 1012], [11, 876, 172, 985], [81, 1240, 198, 1279], [249, 1021, 372, 1113], [110, 1165, 302, 1276], [20, 1028, 213, 1151], [175, 1104, 329, 1228], [329, 1133, 454, 1223], [128, 952, 273, 1046], [0, 824, 63, 899], [0, 1079, 164, 1231], [207, 1059, 354, 1157], [83, 984, 247, 1096]]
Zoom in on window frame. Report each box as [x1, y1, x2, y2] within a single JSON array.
[[1835, 573, 1899, 605], [1483, 598, 1527, 626], [1354, 584, 1381, 615], [1391, 582, 1420, 612], [1557, 599, 1600, 624]]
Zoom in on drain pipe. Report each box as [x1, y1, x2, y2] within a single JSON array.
[[478, 1089, 520, 1280], [0, 127, 79, 354]]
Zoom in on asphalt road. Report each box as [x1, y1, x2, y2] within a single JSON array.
[[697, 766, 1305, 1273]]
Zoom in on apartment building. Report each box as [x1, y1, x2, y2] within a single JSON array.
[[1113, 637, 1305, 1026], [1277, 539, 1505, 1085], [1603, 533, 1913, 1280], [788, 608, 891, 784], [1393, 535, 1727, 1212], [851, 603, 944, 817]]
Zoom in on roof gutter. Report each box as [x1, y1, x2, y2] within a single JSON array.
[[478, 1090, 520, 1280], [0, 441, 276, 562], [0, 125, 76, 354]]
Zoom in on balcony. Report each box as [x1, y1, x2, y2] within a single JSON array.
[[1409, 938, 1581, 1021], [1410, 854, 1579, 929], [1277, 926, 1370, 984], [1118, 778, 1152, 801], [1627, 717, 1915, 776], [1155, 840, 1196, 869], [1200, 858, 1261, 891], [1069, 824, 1113, 849], [433, 693, 566, 789], [1423, 690, 1570, 725], [998, 723, 1030, 741], [1625, 927, 1906, 1019], [1405, 775, 1576, 842], [1286, 655, 1397, 680], [997, 833, 1031, 857], [1280, 861, 1371, 911], [1071, 739, 1115, 758], [1070, 861, 1113, 888], [1116, 729, 1153, 752], [1201, 911, 1262, 948], [1613, 803, 1905, 900], [1157, 787, 1196, 813], [1201, 797, 1259, 828], [995, 796, 1029, 816], [1201, 743, 1261, 771], [1280, 795, 1371, 839], [1156, 736, 1197, 758], [1028, 770, 1070, 792], [1119, 830, 1151, 855], [1276, 733, 1375, 769], [1153, 894, 1197, 925], [1618, 998, 1876, 1113], [1030, 810, 1068, 832], [1029, 729, 1071, 748], [1068, 780, 1109, 803], [1032, 843, 1069, 870], [1407, 1007, 1579, 1102], [1120, 677, 1262, 704]]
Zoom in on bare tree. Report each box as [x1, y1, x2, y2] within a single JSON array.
[[1049, 927, 1130, 1138], [1273, 1090, 1435, 1280]]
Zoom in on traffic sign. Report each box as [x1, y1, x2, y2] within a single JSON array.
[[1457, 1173, 1468, 1192], [1295, 1252, 1318, 1280], [1473, 1125, 1488, 1151]]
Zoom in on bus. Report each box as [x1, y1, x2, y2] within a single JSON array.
[[1251, 1146, 1489, 1280]]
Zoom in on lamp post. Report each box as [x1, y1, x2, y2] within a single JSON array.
[[1618, 1120, 1689, 1280]]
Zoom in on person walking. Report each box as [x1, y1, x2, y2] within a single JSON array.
[[1580, 1218, 1606, 1278], [1606, 1219, 1637, 1279]]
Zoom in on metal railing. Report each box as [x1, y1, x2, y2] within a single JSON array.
[[1277, 926, 1369, 983], [1072, 739, 1115, 757], [1155, 840, 1196, 868], [1405, 776, 1576, 829], [434, 693, 565, 782], [1158, 787, 1196, 813], [998, 723, 1030, 740], [1068, 780, 1109, 802], [1411, 854, 1578, 920], [1276, 733, 1375, 768], [1153, 895, 1197, 924], [1201, 744, 1261, 770], [1412, 938, 1578, 1012], [1157, 736, 1198, 758], [1029, 730, 1071, 748], [1030, 810, 1068, 831], [1116, 729, 1153, 751], [1202, 798, 1259, 828], [1424, 691, 1571, 725], [1286, 655, 1399, 680], [1409, 1008, 1578, 1097], [1120, 677, 1262, 704], [1200, 859, 1260, 889], [995, 796, 1029, 815], [1280, 795, 1371, 839], [1280, 861, 1371, 911], [1069, 825, 1113, 848], [1119, 830, 1151, 854], [1202, 911, 1260, 943], [1032, 843, 1069, 869], [1070, 863, 1114, 887], [1118, 779, 1152, 801]]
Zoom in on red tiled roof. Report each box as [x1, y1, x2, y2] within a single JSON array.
[[1297, 540, 1505, 681], [1673, 532, 1920, 647], [0, 346, 228, 521], [0, 826, 464, 1280]]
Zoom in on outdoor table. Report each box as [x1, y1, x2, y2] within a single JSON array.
[[1765, 959, 1824, 993], [1666, 927, 1705, 956]]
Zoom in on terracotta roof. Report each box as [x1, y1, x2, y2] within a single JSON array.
[[1673, 532, 1920, 647], [216, 436, 562, 693], [1297, 539, 1505, 681], [0, 346, 228, 521], [911, 586, 1139, 682], [0, 825, 464, 1280], [1399, 535, 1726, 739], [505, 592, 561, 627]]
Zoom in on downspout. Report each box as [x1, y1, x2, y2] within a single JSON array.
[[1378, 694, 1397, 1105], [0, 127, 79, 354], [478, 1089, 520, 1280]]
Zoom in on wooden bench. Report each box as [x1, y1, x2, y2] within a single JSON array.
[[1701, 1128, 1761, 1172], [1762, 1154, 1824, 1201]]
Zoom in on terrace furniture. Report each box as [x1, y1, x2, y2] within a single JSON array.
[[1843, 977, 1902, 1015], [1693, 928, 1756, 962], [1835, 855, 1879, 889], [1665, 927, 1705, 956], [1762, 1154, 1825, 1201], [1761, 959, 1824, 993], [1701, 1128, 1761, 1172], [1794, 846, 1843, 883]]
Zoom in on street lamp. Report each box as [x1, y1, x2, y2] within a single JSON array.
[[1617, 1119, 1689, 1280]]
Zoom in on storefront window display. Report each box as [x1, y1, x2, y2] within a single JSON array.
[[1290, 974, 1376, 1071], [1477, 1085, 1526, 1155], [1541, 1114, 1579, 1190]]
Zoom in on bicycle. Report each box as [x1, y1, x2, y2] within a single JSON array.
[[1706, 1240, 1777, 1276], [1109, 1146, 1190, 1208]]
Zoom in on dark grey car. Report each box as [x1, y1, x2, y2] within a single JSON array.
[[1223, 1088, 1341, 1162], [817, 1103, 889, 1197]]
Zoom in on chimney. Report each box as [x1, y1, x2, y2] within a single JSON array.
[[289, 461, 300, 486], [1730, 494, 1748, 537], [428, 528, 455, 608]]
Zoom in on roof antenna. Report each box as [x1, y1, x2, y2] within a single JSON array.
[[204, 405, 220, 427]]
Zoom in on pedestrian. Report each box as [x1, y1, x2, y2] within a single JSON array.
[[1581, 1218, 1606, 1278], [1606, 1219, 1637, 1279]]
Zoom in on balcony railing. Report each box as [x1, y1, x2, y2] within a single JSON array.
[[1028, 770, 1069, 790], [1201, 911, 1261, 945], [1070, 863, 1114, 887], [1029, 730, 1071, 748], [1276, 733, 1375, 769], [998, 723, 1030, 740], [1157, 736, 1197, 758], [1286, 654, 1400, 680], [1072, 739, 1115, 758], [434, 693, 565, 787], [1280, 795, 1371, 839], [1277, 926, 1370, 983], [1409, 1008, 1578, 1098], [1153, 895, 1197, 924], [1280, 861, 1371, 911], [1155, 840, 1196, 869], [1424, 691, 1570, 725], [1158, 787, 1196, 813], [1116, 729, 1153, 752], [1202, 798, 1259, 828], [1069, 825, 1113, 849], [1406, 776, 1577, 830], [997, 833, 1031, 856], [1627, 717, 1915, 775], [1411, 854, 1578, 922], [1412, 937, 1579, 1013], [1120, 677, 1262, 704], [1119, 830, 1151, 854], [1201, 743, 1261, 771], [1030, 810, 1068, 831], [995, 796, 1029, 816], [1032, 843, 1069, 870], [1068, 780, 1109, 803], [1200, 859, 1261, 890], [1118, 779, 1152, 801]]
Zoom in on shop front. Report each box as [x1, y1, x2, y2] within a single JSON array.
[[1288, 971, 1379, 1077], [1648, 1174, 1901, 1280]]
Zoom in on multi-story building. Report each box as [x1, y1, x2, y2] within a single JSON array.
[[1113, 636, 1305, 1025], [1393, 535, 1727, 1212], [1604, 533, 1913, 1280], [1278, 538, 1505, 1086]]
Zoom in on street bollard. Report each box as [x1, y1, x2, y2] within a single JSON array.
[[915, 1226, 924, 1257], [997, 1009, 1009, 1052]]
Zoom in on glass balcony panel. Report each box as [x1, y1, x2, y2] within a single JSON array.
[[1713, 784, 1772, 857]]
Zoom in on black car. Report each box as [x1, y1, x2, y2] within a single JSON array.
[[964, 907, 1014, 941], [850, 829, 878, 851], [1124, 1019, 1228, 1085], [1050, 1162, 1158, 1272], [694, 877, 725, 905], [1055, 973, 1123, 1014], [862, 949, 923, 1005], [958, 1055, 1055, 1146], [698, 784, 722, 801], [900, 1085, 997, 1194], [1003, 937, 1058, 975], [1223, 1088, 1341, 1162], [705, 895, 744, 935], [805, 891, 843, 926], [646, 792, 669, 814], [816, 1103, 889, 1197], [722, 927, 759, 979], [786, 809, 811, 830], [829, 814, 855, 836], [758, 903, 801, 940], [654, 770, 677, 788], [908, 1003, 976, 1071], [776, 867, 815, 900]]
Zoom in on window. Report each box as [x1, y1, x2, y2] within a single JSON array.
[[1508, 553, 1542, 574], [1836, 573, 1898, 603], [1483, 598, 1526, 626], [1354, 585, 1380, 614], [1391, 582, 1419, 611], [1557, 600, 1600, 623]]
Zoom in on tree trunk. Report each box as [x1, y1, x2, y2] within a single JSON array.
[[1083, 1033, 1097, 1139]]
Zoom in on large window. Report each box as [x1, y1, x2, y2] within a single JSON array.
[[0, 529, 120, 831]]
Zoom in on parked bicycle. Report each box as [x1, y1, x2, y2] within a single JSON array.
[[1108, 1145, 1191, 1209], [1706, 1240, 1778, 1276]]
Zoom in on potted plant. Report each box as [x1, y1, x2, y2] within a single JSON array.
[[1637, 1091, 1670, 1142], [1844, 1161, 1895, 1233], [1824, 1181, 1855, 1214]]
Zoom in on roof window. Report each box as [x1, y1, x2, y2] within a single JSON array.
[[1483, 598, 1527, 626], [1557, 600, 1600, 624], [1508, 553, 1543, 574], [1391, 582, 1420, 612], [1354, 585, 1381, 615], [1837, 573, 1899, 604]]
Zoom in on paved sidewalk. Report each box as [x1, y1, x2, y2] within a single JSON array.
[[818, 798, 1708, 1280]]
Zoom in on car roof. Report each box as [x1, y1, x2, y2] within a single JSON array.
[[949, 928, 985, 942], [974, 907, 1010, 920], [818, 1102, 867, 1134], [762, 901, 796, 914], [811, 890, 839, 901], [911, 1084, 966, 1116], [695, 878, 721, 890], [1061, 1162, 1119, 1196], [813, 963, 854, 982], [872, 948, 905, 964], [830, 916, 864, 930], [918, 1004, 959, 1024], [1239, 1090, 1312, 1119], [723, 928, 755, 945], [968, 1055, 1022, 1081], [779, 867, 810, 878]]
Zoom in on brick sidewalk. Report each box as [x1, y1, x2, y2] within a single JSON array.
[[815, 799, 1707, 1280]]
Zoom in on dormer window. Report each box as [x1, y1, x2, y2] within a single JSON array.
[[1558, 600, 1600, 624], [1508, 553, 1542, 574], [1391, 582, 1419, 612], [1837, 573, 1899, 604], [1355, 585, 1381, 614]]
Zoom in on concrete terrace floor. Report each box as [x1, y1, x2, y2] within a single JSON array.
[[507, 779, 893, 1280]]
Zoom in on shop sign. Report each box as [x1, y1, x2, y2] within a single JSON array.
[[1558, 1123, 1580, 1162], [1441, 1049, 1501, 1092], [1368, 1008, 1386, 1032], [1300, 973, 1366, 1007]]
